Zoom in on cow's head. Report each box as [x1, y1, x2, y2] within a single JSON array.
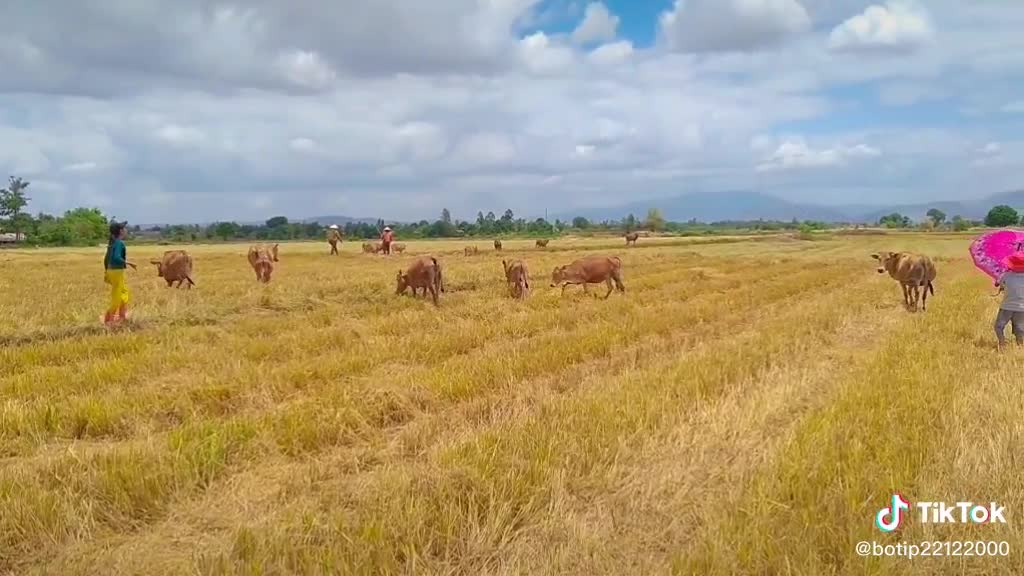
[[396, 270, 409, 294], [871, 251, 899, 275], [550, 265, 567, 287], [271, 243, 280, 262], [150, 259, 164, 277]]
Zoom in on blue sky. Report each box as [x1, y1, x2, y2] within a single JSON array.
[[1, 0, 1023, 222]]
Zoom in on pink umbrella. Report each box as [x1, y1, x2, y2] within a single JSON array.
[[970, 229, 1024, 286]]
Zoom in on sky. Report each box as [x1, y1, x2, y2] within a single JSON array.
[[1, 0, 1023, 223]]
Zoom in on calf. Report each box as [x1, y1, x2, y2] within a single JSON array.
[[502, 259, 530, 299], [151, 249, 195, 289], [625, 232, 639, 246], [392, 243, 407, 254], [464, 246, 479, 256], [550, 255, 625, 299], [396, 256, 443, 305], [362, 242, 378, 254], [247, 243, 279, 283], [872, 251, 937, 311], [493, 239, 503, 251], [535, 239, 549, 248]]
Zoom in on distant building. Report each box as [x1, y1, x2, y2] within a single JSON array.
[[0, 232, 25, 243]]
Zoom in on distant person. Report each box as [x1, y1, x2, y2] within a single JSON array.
[[327, 224, 342, 255], [995, 252, 1024, 349], [103, 221, 136, 326], [380, 226, 394, 255]]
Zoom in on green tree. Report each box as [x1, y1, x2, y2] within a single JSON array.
[[645, 208, 666, 232], [441, 208, 452, 224], [926, 208, 946, 227], [36, 207, 109, 246], [623, 213, 637, 232], [951, 215, 969, 231], [985, 205, 1019, 227], [0, 176, 31, 237], [213, 221, 241, 240], [879, 213, 911, 228], [572, 216, 590, 229], [265, 216, 288, 228]]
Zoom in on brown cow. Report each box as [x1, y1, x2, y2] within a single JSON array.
[[494, 239, 503, 251], [872, 251, 937, 311], [247, 243, 279, 283], [625, 232, 639, 246], [362, 242, 378, 254], [464, 246, 479, 256], [393, 243, 407, 254], [536, 239, 549, 248], [550, 255, 625, 299], [396, 256, 443, 305], [150, 250, 195, 289], [502, 259, 529, 299]]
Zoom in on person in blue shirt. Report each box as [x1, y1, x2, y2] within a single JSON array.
[[103, 221, 136, 325]]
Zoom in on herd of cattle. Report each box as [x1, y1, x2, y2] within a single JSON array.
[[144, 235, 630, 307], [144, 235, 939, 312]]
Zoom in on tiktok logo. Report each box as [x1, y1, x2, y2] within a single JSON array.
[[876, 494, 911, 532]]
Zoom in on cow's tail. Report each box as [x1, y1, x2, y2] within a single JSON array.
[[185, 275, 195, 287], [927, 281, 934, 296]]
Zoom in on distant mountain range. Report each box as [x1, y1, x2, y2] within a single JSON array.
[[552, 189, 1024, 224], [139, 189, 1024, 228]]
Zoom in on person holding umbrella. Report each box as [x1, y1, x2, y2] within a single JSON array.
[[969, 230, 1024, 348], [995, 251, 1024, 349]]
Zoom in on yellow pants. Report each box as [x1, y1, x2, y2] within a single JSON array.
[[104, 269, 130, 314]]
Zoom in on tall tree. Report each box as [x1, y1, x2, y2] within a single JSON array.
[[0, 176, 31, 237], [265, 216, 289, 228], [985, 205, 1019, 227], [441, 208, 452, 224], [645, 208, 666, 232], [925, 208, 946, 226]]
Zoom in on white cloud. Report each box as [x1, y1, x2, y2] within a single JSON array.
[[0, 0, 1022, 223], [659, 0, 811, 53], [518, 32, 575, 75], [587, 41, 634, 65], [155, 124, 206, 147], [829, 2, 933, 53], [289, 137, 317, 152], [1002, 101, 1024, 114], [61, 161, 98, 173], [276, 50, 337, 90], [757, 139, 881, 172], [571, 3, 619, 45]]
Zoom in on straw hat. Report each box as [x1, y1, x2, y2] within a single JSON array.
[[383, 226, 392, 232], [329, 224, 339, 229]]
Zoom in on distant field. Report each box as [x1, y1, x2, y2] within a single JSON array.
[[2, 234, 1022, 575]]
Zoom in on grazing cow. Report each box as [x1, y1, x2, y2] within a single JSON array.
[[396, 256, 443, 305], [151, 250, 195, 289], [247, 243, 279, 283], [362, 242, 379, 254], [392, 243, 406, 254], [872, 251, 937, 311], [464, 246, 479, 256], [502, 259, 530, 299], [550, 255, 625, 299], [625, 232, 639, 246], [494, 239, 503, 251], [536, 239, 549, 248]]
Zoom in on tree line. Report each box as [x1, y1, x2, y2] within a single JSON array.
[[4, 174, 1024, 246]]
